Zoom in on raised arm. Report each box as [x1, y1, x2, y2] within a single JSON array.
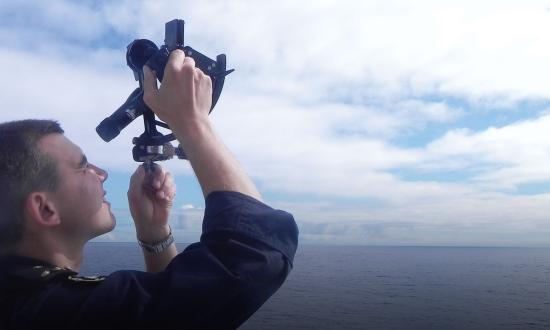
[[142, 50, 261, 201], [124, 49, 298, 328]]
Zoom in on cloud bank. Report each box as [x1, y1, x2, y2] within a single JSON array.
[[2, 0, 550, 245]]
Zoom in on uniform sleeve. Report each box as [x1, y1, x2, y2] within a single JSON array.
[[69, 191, 299, 329]]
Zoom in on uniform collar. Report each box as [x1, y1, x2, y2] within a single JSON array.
[[0, 254, 77, 283], [0, 254, 55, 270]]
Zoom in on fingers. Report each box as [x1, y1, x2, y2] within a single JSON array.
[[156, 172, 176, 201], [183, 55, 195, 68], [143, 165, 176, 202], [168, 49, 186, 67], [145, 48, 211, 130], [165, 49, 197, 81], [129, 165, 145, 190], [142, 65, 159, 108], [128, 165, 146, 201], [166, 49, 195, 68]]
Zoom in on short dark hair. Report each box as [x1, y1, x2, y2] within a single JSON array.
[[0, 119, 64, 254]]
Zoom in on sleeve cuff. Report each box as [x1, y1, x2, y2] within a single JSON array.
[[202, 191, 299, 263]]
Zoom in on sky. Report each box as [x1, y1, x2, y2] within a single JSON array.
[[1, 0, 550, 246]]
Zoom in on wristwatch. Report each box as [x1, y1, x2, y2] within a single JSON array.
[[138, 228, 175, 254]]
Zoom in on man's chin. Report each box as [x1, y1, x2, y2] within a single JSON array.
[[98, 210, 116, 234], [102, 203, 116, 225], [107, 212, 116, 231]]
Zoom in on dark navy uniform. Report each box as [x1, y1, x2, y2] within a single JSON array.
[[0, 191, 299, 329]]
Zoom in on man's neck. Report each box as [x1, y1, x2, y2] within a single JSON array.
[[15, 234, 84, 271]]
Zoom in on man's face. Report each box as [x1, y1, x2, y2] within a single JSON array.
[[38, 134, 115, 242]]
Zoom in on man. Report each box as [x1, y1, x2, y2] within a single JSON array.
[[0, 49, 298, 329]]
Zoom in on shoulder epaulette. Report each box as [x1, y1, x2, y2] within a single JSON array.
[[12, 265, 77, 282]]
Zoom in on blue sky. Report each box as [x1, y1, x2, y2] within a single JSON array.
[[2, 0, 550, 246]]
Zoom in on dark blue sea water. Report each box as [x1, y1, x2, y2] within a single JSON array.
[[81, 243, 550, 329]]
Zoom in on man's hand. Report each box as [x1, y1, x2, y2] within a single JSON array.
[[141, 48, 262, 201], [142, 49, 212, 137], [128, 164, 176, 243]]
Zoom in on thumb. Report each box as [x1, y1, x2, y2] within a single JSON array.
[[142, 65, 159, 109], [128, 165, 146, 201]]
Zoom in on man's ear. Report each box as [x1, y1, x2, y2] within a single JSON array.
[[25, 192, 61, 227]]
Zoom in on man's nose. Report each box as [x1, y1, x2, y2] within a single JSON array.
[[90, 164, 108, 182]]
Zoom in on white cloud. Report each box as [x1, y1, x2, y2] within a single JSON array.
[[5, 0, 550, 103], [135, 0, 550, 105], [2, 0, 550, 245], [273, 190, 550, 245], [423, 114, 550, 189]]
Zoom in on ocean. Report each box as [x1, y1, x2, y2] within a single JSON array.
[[81, 243, 550, 329]]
